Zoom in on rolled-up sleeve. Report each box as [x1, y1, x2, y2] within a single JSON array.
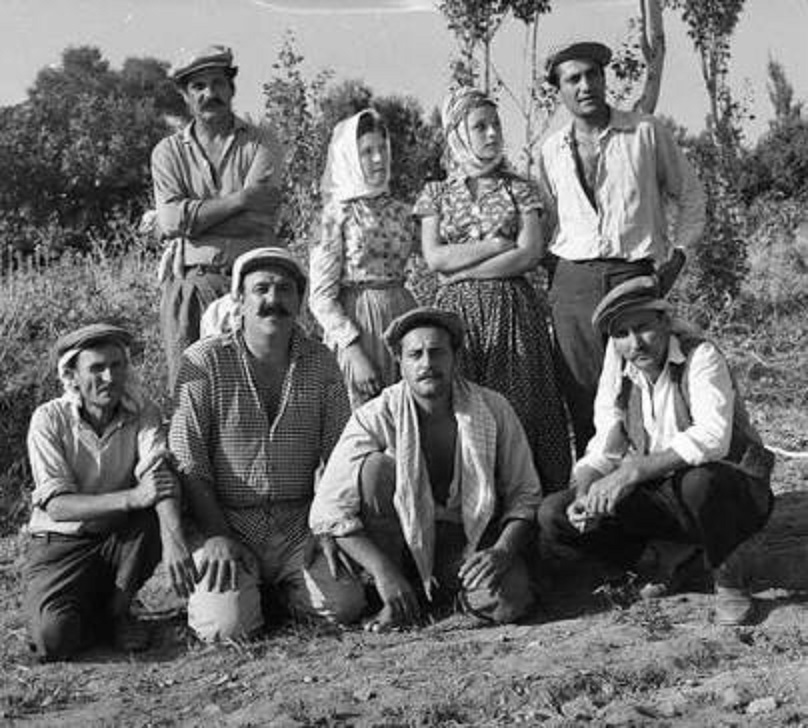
[[310, 407, 387, 537], [27, 406, 78, 508], [669, 342, 734, 465], [151, 140, 199, 239], [654, 120, 705, 250], [574, 340, 628, 478], [134, 402, 173, 484]]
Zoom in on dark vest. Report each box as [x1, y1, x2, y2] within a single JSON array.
[[616, 335, 774, 486]]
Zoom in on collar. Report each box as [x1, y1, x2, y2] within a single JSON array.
[[561, 106, 637, 148], [232, 324, 311, 364], [181, 114, 247, 145]]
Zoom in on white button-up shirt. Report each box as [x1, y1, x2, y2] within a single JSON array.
[[538, 109, 705, 264], [575, 333, 735, 478]]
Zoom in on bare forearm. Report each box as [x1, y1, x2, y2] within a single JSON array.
[[335, 532, 401, 582], [188, 193, 247, 235], [450, 246, 541, 279], [45, 491, 134, 521], [155, 496, 184, 538], [427, 238, 512, 273], [494, 518, 533, 557]]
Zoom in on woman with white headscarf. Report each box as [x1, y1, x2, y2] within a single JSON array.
[[414, 87, 571, 492], [310, 109, 418, 408]]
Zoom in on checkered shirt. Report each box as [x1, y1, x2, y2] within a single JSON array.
[[169, 326, 350, 553]]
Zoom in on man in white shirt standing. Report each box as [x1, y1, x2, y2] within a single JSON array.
[[537, 277, 773, 625], [538, 41, 705, 455]]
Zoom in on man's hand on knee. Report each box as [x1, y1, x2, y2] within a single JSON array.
[[196, 535, 253, 592], [459, 547, 513, 592]]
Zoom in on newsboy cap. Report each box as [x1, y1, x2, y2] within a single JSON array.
[[384, 307, 465, 353], [170, 44, 238, 83], [54, 323, 133, 363], [231, 247, 307, 298], [592, 276, 672, 335], [545, 41, 612, 85]]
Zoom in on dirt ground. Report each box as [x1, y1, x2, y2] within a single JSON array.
[[1, 409, 807, 727]]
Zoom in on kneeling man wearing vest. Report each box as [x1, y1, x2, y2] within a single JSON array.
[[538, 276, 774, 625]]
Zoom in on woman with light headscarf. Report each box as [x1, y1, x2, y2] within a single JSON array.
[[310, 109, 418, 408], [414, 87, 571, 492]]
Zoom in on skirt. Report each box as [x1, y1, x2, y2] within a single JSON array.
[[436, 277, 571, 491], [336, 283, 417, 409]]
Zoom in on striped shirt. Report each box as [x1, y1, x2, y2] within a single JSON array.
[[169, 327, 350, 552]]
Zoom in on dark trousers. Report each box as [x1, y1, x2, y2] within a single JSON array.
[[359, 453, 534, 623], [550, 258, 654, 455], [538, 463, 772, 576], [160, 267, 230, 393], [24, 510, 161, 660]]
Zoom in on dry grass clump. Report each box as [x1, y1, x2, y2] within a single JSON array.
[[0, 242, 166, 534]]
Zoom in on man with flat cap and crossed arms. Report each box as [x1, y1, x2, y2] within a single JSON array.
[[538, 40, 706, 456], [152, 44, 283, 390]]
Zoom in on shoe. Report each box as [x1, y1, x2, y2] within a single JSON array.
[[714, 586, 754, 626], [638, 543, 704, 600]]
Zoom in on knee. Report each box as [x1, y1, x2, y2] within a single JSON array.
[[299, 556, 367, 625], [359, 452, 397, 518], [187, 550, 263, 642], [465, 563, 535, 624], [31, 604, 83, 660]]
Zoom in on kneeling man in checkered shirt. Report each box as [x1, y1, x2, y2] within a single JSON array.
[[170, 247, 366, 641]]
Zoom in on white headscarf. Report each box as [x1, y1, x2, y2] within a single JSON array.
[[320, 108, 391, 204], [441, 86, 504, 179]]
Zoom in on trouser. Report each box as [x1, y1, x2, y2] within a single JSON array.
[[23, 510, 161, 660], [160, 266, 230, 394], [187, 529, 367, 642], [549, 258, 654, 456], [537, 462, 773, 580], [360, 453, 535, 623]]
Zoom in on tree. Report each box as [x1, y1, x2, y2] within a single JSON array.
[[766, 56, 803, 129], [0, 46, 182, 260], [662, 0, 750, 315]]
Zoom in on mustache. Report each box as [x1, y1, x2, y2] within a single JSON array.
[[416, 370, 443, 381], [258, 304, 292, 318], [202, 99, 225, 109]]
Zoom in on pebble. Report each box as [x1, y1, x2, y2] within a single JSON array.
[[560, 695, 596, 720], [721, 686, 747, 709], [746, 696, 777, 715], [656, 690, 688, 717]]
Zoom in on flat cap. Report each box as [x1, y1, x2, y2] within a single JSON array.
[[171, 44, 237, 83], [592, 276, 671, 335], [545, 41, 612, 85], [54, 323, 133, 361], [231, 247, 307, 297], [384, 307, 465, 353]]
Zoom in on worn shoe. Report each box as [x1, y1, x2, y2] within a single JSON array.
[[638, 543, 704, 600], [714, 586, 754, 626]]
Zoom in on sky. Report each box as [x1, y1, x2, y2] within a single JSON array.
[[2, 0, 807, 150]]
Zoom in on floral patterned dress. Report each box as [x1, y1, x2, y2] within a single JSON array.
[[310, 193, 418, 408], [414, 172, 571, 491]]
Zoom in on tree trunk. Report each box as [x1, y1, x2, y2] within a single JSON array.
[[633, 0, 666, 114]]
